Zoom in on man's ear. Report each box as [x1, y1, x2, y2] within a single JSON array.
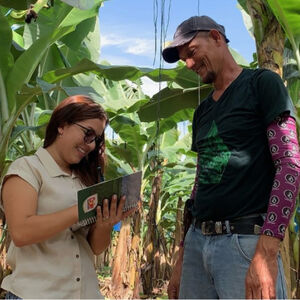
[[209, 29, 223, 44]]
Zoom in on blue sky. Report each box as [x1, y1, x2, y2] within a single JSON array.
[[98, 0, 256, 68]]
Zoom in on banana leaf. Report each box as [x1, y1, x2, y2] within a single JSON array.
[[138, 86, 211, 122], [6, 0, 101, 113], [0, 0, 30, 9], [42, 58, 200, 88]]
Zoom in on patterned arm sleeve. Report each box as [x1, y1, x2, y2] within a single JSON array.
[[262, 115, 300, 239]]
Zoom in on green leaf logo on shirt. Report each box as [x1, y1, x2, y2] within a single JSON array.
[[198, 121, 231, 184]]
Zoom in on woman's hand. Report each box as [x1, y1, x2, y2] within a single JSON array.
[[94, 194, 122, 230], [95, 194, 139, 230], [88, 194, 138, 255]]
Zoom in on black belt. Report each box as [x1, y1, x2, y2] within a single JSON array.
[[193, 215, 264, 235]]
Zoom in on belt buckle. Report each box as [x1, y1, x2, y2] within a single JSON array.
[[254, 224, 261, 235], [201, 221, 212, 235], [215, 221, 222, 234], [201, 221, 223, 235]]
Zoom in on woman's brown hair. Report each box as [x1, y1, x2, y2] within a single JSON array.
[[44, 95, 108, 186]]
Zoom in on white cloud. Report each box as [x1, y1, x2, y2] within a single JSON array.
[[101, 34, 122, 47], [101, 34, 155, 58], [125, 39, 152, 56]]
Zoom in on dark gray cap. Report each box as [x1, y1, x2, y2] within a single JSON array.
[[162, 15, 229, 63]]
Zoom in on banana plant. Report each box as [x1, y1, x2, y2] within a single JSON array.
[[266, 0, 300, 73], [266, 0, 300, 125], [90, 71, 197, 294], [43, 58, 208, 122], [238, 0, 300, 106], [238, 0, 285, 75], [41, 46, 250, 123], [0, 0, 103, 181]]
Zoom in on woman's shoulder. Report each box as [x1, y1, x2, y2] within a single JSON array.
[[9, 151, 41, 172], [4, 150, 44, 191]]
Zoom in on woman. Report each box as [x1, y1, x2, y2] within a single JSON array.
[[1, 95, 133, 299]]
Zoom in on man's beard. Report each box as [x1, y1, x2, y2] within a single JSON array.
[[202, 71, 216, 84]]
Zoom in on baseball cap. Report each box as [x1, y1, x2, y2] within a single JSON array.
[[162, 15, 230, 63]]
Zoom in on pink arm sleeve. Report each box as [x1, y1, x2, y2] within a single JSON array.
[[262, 115, 300, 239]]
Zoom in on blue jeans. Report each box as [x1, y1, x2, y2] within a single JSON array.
[[179, 226, 287, 299], [5, 292, 22, 299]]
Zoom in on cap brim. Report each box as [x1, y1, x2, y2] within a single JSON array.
[[162, 31, 198, 63], [162, 47, 180, 63]]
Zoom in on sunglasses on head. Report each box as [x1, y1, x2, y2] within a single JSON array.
[[73, 123, 104, 145]]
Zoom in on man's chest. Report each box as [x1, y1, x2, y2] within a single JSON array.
[[194, 90, 263, 150]]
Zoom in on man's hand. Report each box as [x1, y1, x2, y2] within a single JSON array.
[[168, 247, 184, 299], [245, 235, 281, 299]]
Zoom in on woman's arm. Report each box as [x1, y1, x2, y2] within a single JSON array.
[[2, 175, 78, 247], [87, 204, 113, 255]]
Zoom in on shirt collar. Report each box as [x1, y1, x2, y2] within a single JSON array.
[[35, 147, 77, 178]]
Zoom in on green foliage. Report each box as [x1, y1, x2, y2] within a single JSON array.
[[266, 0, 300, 69], [240, 0, 300, 106], [0, 0, 104, 181], [266, 0, 300, 112], [3, 2, 300, 290], [0, 0, 29, 10]]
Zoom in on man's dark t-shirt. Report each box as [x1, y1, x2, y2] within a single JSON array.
[[191, 68, 295, 221]]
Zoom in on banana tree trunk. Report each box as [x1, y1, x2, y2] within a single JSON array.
[[95, 232, 119, 273], [170, 197, 184, 267], [157, 224, 172, 281], [246, 0, 285, 76], [246, 0, 295, 297], [108, 213, 141, 299], [142, 172, 162, 296], [109, 219, 131, 299], [129, 212, 142, 298]]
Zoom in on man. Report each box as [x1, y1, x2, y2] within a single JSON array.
[[162, 16, 300, 299]]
